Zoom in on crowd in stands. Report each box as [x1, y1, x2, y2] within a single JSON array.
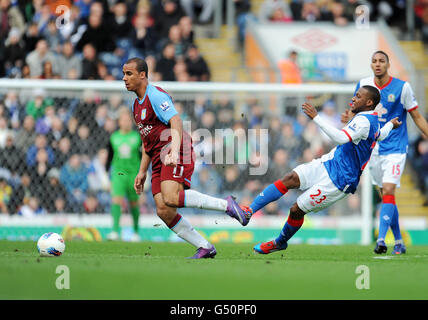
[[1, 0, 426, 219], [0, 0, 211, 81], [0, 84, 357, 217]]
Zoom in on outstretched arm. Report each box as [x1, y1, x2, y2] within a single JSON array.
[[302, 102, 351, 145], [378, 117, 402, 141]]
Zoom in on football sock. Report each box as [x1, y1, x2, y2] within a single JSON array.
[[250, 180, 288, 213], [377, 195, 396, 242], [178, 189, 227, 212], [168, 213, 211, 249], [275, 215, 304, 246], [111, 204, 121, 233], [130, 205, 140, 233], [390, 205, 403, 242]]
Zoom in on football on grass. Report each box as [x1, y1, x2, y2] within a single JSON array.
[[37, 232, 65, 257]]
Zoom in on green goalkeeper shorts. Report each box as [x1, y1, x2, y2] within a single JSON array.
[[111, 172, 139, 202]]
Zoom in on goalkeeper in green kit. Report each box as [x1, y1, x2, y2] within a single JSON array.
[[106, 108, 142, 241]]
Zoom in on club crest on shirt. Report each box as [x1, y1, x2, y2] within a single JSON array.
[[160, 101, 170, 111], [387, 94, 395, 102], [141, 108, 146, 120]]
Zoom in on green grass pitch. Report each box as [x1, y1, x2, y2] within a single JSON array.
[[1, 240, 427, 300]]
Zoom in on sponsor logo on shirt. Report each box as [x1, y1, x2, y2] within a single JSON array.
[[137, 123, 153, 137], [160, 101, 170, 111]]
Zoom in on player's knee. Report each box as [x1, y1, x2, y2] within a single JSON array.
[[289, 203, 305, 220], [382, 185, 396, 196], [281, 171, 300, 189], [162, 193, 179, 208], [156, 206, 170, 220]]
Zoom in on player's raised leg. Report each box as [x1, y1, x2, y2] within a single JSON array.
[[158, 180, 216, 259], [158, 161, 249, 226], [241, 171, 301, 221]]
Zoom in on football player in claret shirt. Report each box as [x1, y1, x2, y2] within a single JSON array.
[[344, 51, 428, 255], [238, 86, 401, 254], [122, 57, 248, 258]]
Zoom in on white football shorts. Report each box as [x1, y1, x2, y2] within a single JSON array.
[[293, 158, 348, 214], [368, 153, 406, 188]]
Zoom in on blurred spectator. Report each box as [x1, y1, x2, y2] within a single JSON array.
[[180, 0, 213, 24], [131, 13, 157, 57], [43, 18, 64, 52], [330, 0, 350, 26], [269, 6, 293, 22], [40, 60, 60, 79], [22, 22, 43, 53], [278, 50, 302, 84], [3, 90, 21, 129], [15, 115, 37, 151], [55, 136, 72, 167], [178, 16, 194, 45], [276, 122, 306, 164], [74, 123, 95, 160], [0, 116, 11, 148], [165, 24, 188, 58], [8, 172, 35, 214], [265, 148, 291, 183], [111, 1, 133, 39], [300, 0, 321, 22], [26, 134, 55, 168], [0, 0, 26, 38], [153, 0, 185, 40], [0, 176, 12, 214], [18, 196, 46, 217], [76, 11, 115, 53], [0, 134, 24, 175], [43, 167, 68, 213], [57, 41, 82, 79], [4, 28, 26, 75], [32, 3, 54, 34], [173, 58, 189, 81], [35, 105, 56, 134], [25, 39, 58, 78], [74, 0, 92, 22], [234, 0, 254, 46], [80, 43, 99, 79], [223, 165, 241, 192], [25, 88, 54, 120], [83, 191, 103, 213], [192, 165, 222, 195], [185, 44, 210, 81], [155, 42, 176, 81], [60, 153, 89, 213], [29, 148, 51, 194], [88, 148, 110, 208], [46, 116, 65, 150], [259, 0, 292, 22]]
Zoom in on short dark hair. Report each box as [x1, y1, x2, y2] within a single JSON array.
[[362, 85, 380, 108], [372, 50, 389, 63], [126, 57, 148, 77]]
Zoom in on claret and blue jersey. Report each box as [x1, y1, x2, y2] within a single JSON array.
[[132, 84, 179, 157], [322, 111, 380, 194], [355, 77, 418, 155]]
